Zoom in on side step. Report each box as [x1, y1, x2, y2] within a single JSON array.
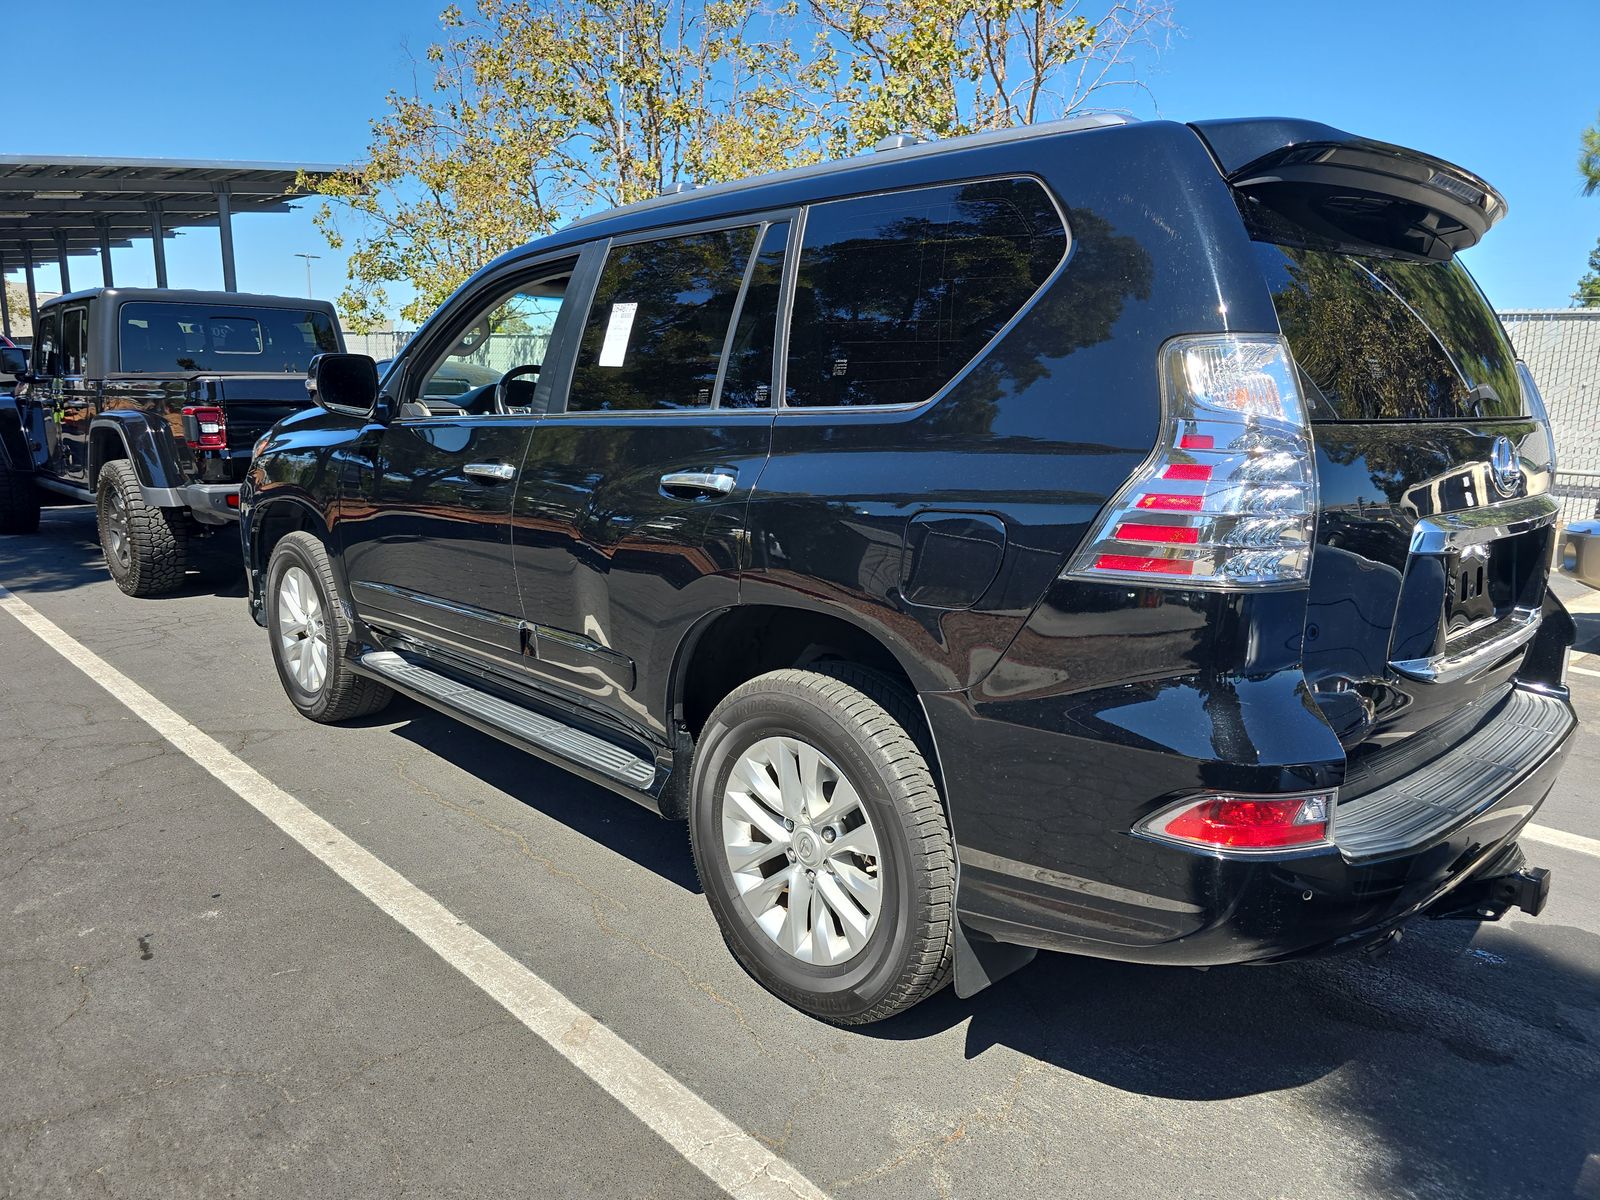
[[358, 650, 656, 790]]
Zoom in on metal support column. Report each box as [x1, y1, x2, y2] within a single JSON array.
[[23, 243, 38, 322], [53, 230, 72, 295], [1, 252, 11, 339], [149, 201, 168, 288], [216, 184, 237, 292], [98, 219, 115, 288]]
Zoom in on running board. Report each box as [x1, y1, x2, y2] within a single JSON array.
[[357, 650, 657, 790]]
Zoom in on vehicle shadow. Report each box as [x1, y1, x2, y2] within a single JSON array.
[[380, 698, 702, 895], [871, 916, 1600, 1198], [0, 506, 247, 599]]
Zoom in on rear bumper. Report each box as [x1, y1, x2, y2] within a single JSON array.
[[141, 481, 240, 524], [938, 683, 1576, 968]]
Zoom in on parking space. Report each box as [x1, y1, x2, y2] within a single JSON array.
[[4, 507, 1599, 1200]]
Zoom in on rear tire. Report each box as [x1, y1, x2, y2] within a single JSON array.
[[0, 458, 40, 534], [690, 667, 955, 1025], [265, 531, 392, 723], [97, 460, 186, 596]]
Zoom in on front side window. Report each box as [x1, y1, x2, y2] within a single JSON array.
[[568, 226, 758, 412], [119, 303, 339, 374], [33, 308, 61, 377], [413, 269, 571, 413], [784, 177, 1068, 408]]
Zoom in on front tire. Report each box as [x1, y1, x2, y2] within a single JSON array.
[[97, 460, 186, 596], [0, 457, 41, 534], [265, 531, 392, 723], [690, 667, 955, 1025]]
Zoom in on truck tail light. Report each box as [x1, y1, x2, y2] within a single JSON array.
[[1137, 791, 1336, 854], [1065, 334, 1317, 588], [182, 405, 227, 451]]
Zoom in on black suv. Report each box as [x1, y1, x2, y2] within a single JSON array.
[[243, 115, 1576, 1024], [0, 289, 341, 594]]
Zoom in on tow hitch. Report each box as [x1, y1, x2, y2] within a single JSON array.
[[1429, 863, 1552, 922]]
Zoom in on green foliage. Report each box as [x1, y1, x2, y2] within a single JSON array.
[[319, 0, 1174, 329], [3, 281, 30, 333], [1575, 237, 1600, 308], [1581, 112, 1600, 197]]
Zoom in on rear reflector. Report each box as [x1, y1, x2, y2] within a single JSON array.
[[1139, 791, 1335, 854]]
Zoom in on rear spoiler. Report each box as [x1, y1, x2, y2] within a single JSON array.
[[1189, 117, 1506, 261]]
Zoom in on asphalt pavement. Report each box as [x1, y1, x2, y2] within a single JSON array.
[[4, 505, 1599, 1200]]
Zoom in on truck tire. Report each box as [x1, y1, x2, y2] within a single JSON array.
[[0, 459, 41, 534], [689, 667, 955, 1025], [265, 531, 393, 722], [97, 460, 187, 596]]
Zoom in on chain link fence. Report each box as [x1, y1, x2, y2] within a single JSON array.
[[1501, 309, 1600, 527]]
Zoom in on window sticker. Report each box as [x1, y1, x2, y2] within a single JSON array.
[[597, 302, 638, 368]]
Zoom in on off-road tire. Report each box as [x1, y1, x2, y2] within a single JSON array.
[[266, 531, 393, 723], [0, 459, 40, 534], [97, 460, 187, 596], [690, 666, 956, 1025]]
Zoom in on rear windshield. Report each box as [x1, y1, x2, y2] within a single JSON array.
[[118, 302, 340, 374], [1251, 243, 1524, 422]]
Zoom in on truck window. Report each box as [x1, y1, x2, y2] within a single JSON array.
[[33, 309, 61, 377], [118, 303, 339, 374], [783, 177, 1068, 408], [62, 307, 87, 377]]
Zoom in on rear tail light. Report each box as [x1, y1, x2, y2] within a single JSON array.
[[182, 405, 227, 451], [1138, 791, 1336, 854], [1065, 334, 1317, 587]]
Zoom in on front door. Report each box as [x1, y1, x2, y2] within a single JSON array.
[[340, 262, 577, 672], [54, 302, 93, 486], [512, 218, 789, 735]]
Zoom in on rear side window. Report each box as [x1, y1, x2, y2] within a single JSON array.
[[1253, 244, 1524, 421], [119, 303, 339, 374], [568, 226, 758, 412], [62, 307, 87, 376], [783, 177, 1067, 408]]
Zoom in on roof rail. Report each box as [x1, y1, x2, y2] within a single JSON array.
[[565, 112, 1134, 231]]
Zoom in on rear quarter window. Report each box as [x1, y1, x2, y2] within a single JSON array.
[[783, 177, 1068, 409], [1253, 243, 1524, 422]]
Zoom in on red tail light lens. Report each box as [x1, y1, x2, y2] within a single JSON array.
[[1138, 791, 1336, 854], [181, 405, 227, 451], [1065, 334, 1317, 588]]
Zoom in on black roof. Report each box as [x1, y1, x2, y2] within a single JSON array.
[[38, 287, 339, 313]]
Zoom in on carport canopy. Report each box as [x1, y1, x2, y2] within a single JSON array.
[[0, 155, 339, 338]]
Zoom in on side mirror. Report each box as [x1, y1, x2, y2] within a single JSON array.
[[307, 352, 378, 414], [0, 346, 28, 378]]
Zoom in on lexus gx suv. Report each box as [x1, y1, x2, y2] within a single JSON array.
[[242, 115, 1576, 1024]]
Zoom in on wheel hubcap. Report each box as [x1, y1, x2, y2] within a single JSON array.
[[276, 566, 329, 693], [103, 488, 130, 568], [721, 736, 883, 966]]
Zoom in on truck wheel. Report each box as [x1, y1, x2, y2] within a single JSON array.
[[265, 531, 392, 723], [97, 460, 187, 596], [0, 459, 41, 534], [689, 667, 955, 1025]]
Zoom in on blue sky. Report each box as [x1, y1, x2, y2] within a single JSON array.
[[5, 0, 1598, 320]]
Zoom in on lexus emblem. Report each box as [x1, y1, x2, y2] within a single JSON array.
[[1489, 436, 1520, 498]]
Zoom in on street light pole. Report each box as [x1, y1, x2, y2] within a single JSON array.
[[293, 253, 322, 298]]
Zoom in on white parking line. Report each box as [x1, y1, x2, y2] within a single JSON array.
[[0, 584, 828, 1200], [1523, 824, 1600, 859]]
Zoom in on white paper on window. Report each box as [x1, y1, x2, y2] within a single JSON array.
[[597, 302, 638, 367]]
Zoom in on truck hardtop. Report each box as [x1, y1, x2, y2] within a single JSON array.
[[0, 287, 342, 594]]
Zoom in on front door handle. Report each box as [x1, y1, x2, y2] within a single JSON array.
[[660, 470, 736, 497], [464, 462, 516, 483]]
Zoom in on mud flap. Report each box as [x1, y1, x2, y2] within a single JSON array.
[[952, 920, 1037, 999]]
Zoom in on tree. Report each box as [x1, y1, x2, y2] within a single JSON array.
[[319, 0, 1175, 329], [3, 281, 29, 335], [1575, 238, 1600, 308], [806, 0, 1174, 149], [312, 0, 832, 329], [1581, 112, 1600, 196]]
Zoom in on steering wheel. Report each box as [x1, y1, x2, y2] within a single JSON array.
[[495, 364, 541, 414]]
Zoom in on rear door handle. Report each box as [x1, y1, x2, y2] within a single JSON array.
[[464, 462, 516, 483], [660, 470, 736, 497]]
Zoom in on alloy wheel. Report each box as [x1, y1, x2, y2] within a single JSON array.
[[276, 565, 330, 693]]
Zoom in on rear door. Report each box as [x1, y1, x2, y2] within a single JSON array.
[[510, 217, 787, 734], [1251, 237, 1556, 768]]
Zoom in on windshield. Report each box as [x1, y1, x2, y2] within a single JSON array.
[[118, 302, 340, 374], [1252, 243, 1524, 422]]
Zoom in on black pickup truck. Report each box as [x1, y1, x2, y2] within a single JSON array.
[[0, 289, 342, 595]]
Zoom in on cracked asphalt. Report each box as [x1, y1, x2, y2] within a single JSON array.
[[4, 505, 1599, 1200]]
